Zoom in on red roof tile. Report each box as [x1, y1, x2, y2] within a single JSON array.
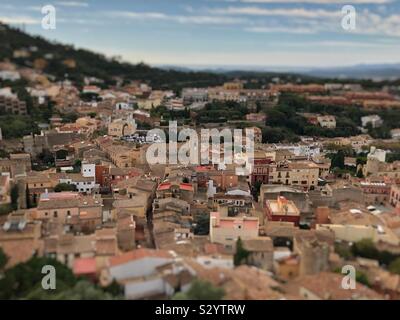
[[180, 183, 193, 191], [109, 248, 173, 267], [157, 182, 171, 191], [73, 257, 96, 275]]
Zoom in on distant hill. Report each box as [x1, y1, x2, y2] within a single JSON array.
[[160, 63, 400, 81], [0, 23, 227, 90], [302, 64, 400, 80]]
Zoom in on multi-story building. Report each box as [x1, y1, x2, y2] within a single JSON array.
[[293, 231, 333, 276], [360, 181, 391, 205], [26, 172, 54, 206], [108, 115, 137, 138], [264, 196, 301, 226], [269, 161, 319, 191], [35, 191, 103, 232], [0, 210, 42, 268], [156, 181, 194, 203], [251, 158, 271, 185], [0, 175, 10, 204], [195, 166, 239, 191], [0, 95, 27, 115], [59, 163, 98, 193], [361, 115, 383, 128], [246, 113, 267, 123], [209, 211, 259, 252], [182, 88, 208, 103], [242, 237, 274, 271], [390, 184, 400, 208]]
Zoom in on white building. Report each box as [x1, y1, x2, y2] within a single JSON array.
[[106, 249, 189, 300], [317, 115, 336, 129], [367, 146, 387, 163], [182, 88, 208, 103], [115, 102, 134, 111], [271, 143, 321, 159], [59, 163, 98, 193], [391, 128, 400, 140], [361, 115, 383, 128], [0, 70, 20, 81]]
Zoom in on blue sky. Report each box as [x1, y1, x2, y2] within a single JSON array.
[[1, 0, 400, 68]]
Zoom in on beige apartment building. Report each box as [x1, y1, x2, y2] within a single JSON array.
[[0, 210, 43, 268], [35, 192, 103, 232], [209, 211, 259, 252], [104, 144, 145, 168], [108, 117, 137, 137], [0, 95, 27, 115], [390, 184, 400, 208], [269, 161, 319, 190]]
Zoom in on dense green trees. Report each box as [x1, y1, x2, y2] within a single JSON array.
[[330, 150, 345, 170], [37, 150, 55, 166], [26, 280, 115, 300], [260, 93, 363, 141], [0, 115, 39, 138], [10, 184, 19, 210], [196, 101, 248, 124], [0, 256, 76, 299], [234, 238, 250, 266], [351, 239, 399, 267], [61, 112, 79, 123], [0, 254, 121, 300], [388, 258, 400, 275], [0, 248, 8, 271], [193, 213, 210, 236], [54, 183, 77, 192], [262, 127, 299, 143], [173, 280, 225, 300]]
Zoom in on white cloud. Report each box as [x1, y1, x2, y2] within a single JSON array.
[[0, 16, 39, 25], [245, 26, 318, 34], [210, 5, 400, 37], [353, 10, 400, 37], [109, 11, 168, 20], [209, 6, 341, 18], [55, 1, 89, 7], [230, 0, 392, 3], [108, 11, 245, 25]]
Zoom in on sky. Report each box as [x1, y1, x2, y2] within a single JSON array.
[[1, 0, 400, 69]]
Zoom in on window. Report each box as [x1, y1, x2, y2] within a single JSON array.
[[54, 211, 58, 218], [67, 210, 71, 217]]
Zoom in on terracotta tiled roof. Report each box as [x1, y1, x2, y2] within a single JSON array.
[[157, 182, 171, 191], [73, 257, 97, 275], [109, 248, 173, 267], [295, 272, 384, 300]]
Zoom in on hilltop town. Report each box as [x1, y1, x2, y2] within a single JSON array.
[[2, 24, 400, 300]]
